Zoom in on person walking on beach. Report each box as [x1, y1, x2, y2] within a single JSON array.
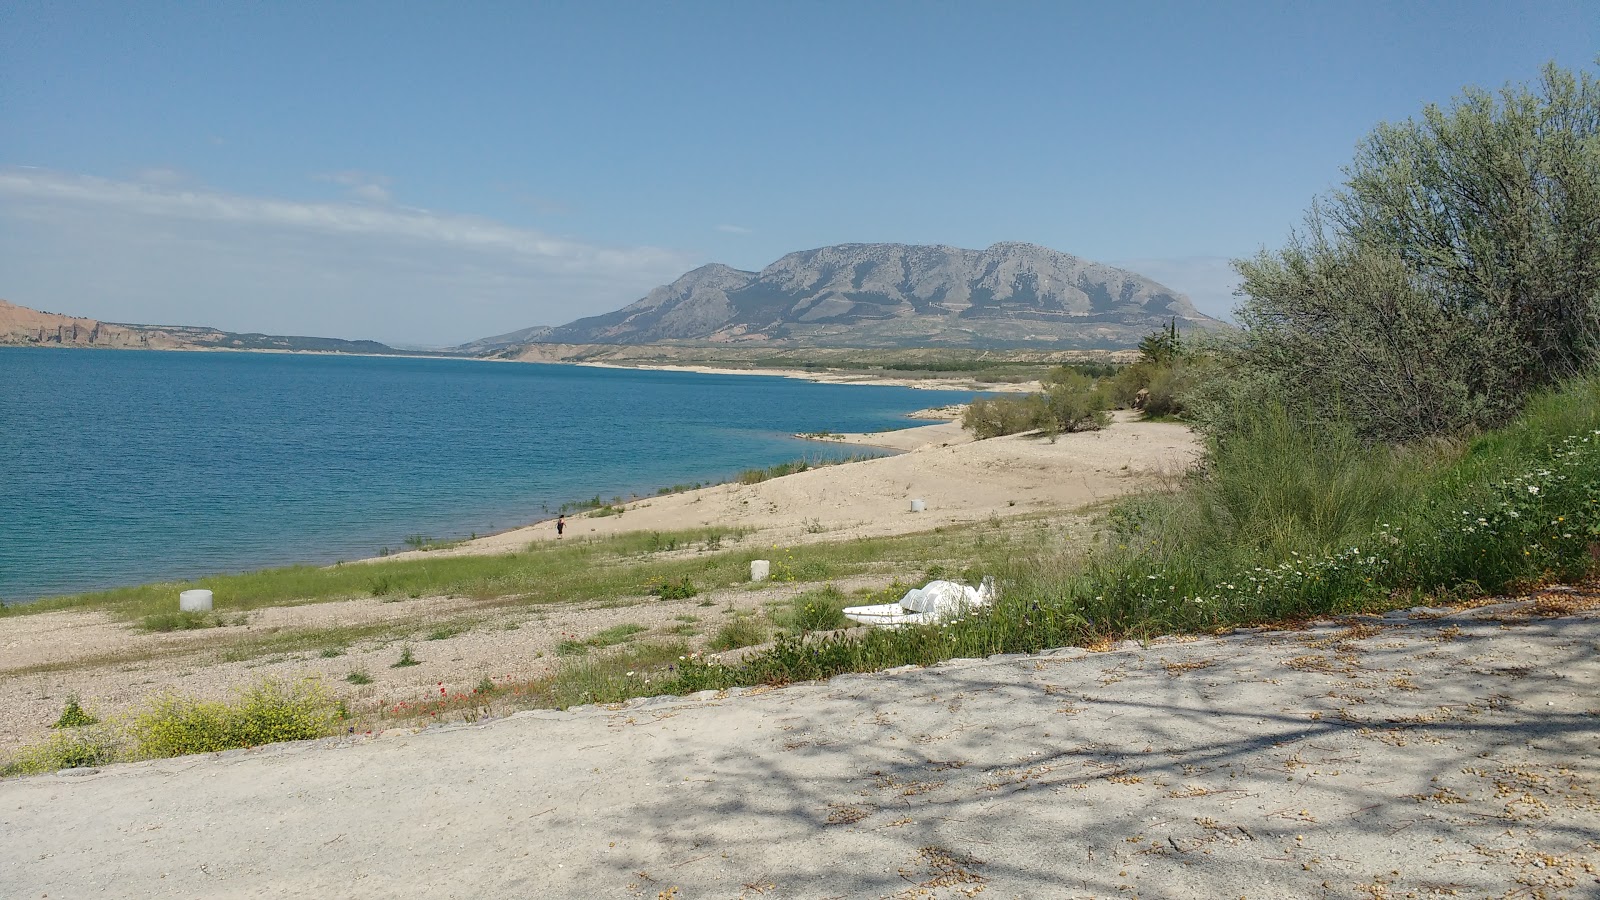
[[556, 515, 565, 538]]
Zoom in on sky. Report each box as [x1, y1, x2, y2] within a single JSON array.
[[1, 2, 1594, 346]]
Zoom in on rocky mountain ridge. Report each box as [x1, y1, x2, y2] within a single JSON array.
[[470, 242, 1226, 352], [0, 300, 408, 355]]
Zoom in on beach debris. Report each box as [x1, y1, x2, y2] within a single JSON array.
[[179, 589, 213, 612], [750, 560, 771, 582], [843, 577, 995, 628], [910, 498, 926, 512]]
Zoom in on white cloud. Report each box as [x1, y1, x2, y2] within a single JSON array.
[[0, 168, 692, 344], [715, 223, 751, 234]]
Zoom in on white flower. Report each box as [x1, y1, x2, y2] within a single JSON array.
[[1529, 486, 1539, 494]]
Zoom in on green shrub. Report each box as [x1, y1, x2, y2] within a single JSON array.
[[652, 577, 698, 600], [963, 367, 1111, 439], [709, 615, 767, 651], [1040, 368, 1113, 433], [962, 394, 1049, 439], [52, 695, 98, 729], [779, 585, 849, 633], [1231, 63, 1600, 442], [4, 726, 121, 775], [391, 644, 419, 667], [346, 670, 373, 685], [130, 678, 337, 759]]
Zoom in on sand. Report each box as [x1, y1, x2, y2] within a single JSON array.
[[4, 593, 1598, 897], [390, 410, 1195, 561]]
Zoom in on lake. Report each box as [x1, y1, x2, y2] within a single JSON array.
[[0, 348, 980, 601]]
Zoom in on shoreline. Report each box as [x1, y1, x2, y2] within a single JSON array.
[[0, 411, 1202, 755], [569, 359, 1042, 393]]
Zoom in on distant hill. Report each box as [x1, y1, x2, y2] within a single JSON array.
[[0, 299, 414, 355], [468, 242, 1228, 353]]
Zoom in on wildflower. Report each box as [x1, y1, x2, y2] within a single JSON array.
[[1529, 485, 1540, 494]]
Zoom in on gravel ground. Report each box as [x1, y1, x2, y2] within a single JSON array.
[[4, 591, 1598, 898]]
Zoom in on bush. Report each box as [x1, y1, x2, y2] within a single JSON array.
[[779, 585, 849, 633], [3, 726, 121, 775], [130, 678, 338, 759], [652, 577, 698, 600], [1232, 63, 1600, 442], [1040, 368, 1112, 434], [962, 366, 1111, 439], [709, 615, 767, 651], [52, 696, 98, 729]]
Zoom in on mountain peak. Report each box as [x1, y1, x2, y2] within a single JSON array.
[[481, 242, 1227, 351]]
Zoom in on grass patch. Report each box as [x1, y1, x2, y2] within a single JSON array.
[[8, 527, 763, 623], [139, 610, 246, 632], [651, 576, 698, 600], [346, 670, 373, 685], [403, 534, 464, 552], [771, 584, 850, 634], [709, 614, 767, 652]]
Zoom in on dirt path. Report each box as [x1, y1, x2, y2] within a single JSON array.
[[5, 594, 1598, 898]]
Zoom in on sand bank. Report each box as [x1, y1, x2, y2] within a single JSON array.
[[390, 411, 1194, 561]]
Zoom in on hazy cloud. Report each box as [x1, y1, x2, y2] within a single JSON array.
[[315, 170, 393, 203], [0, 168, 692, 345], [134, 167, 189, 185], [715, 223, 751, 234], [1110, 255, 1243, 323]]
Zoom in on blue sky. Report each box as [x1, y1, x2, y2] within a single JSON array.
[[1, 1, 1594, 345]]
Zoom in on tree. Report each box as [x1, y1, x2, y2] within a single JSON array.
[[1233, 62, 1600, 441]]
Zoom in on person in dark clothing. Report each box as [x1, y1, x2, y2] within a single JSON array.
[[556, 515, 565, 538]]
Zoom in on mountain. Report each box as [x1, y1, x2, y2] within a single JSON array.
[[476, 242, 1227, 352], [0, 299, 412, 355]]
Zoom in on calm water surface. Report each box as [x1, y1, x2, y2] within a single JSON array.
[[0, 349, 980, 601]]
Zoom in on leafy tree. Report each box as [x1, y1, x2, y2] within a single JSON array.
[[1233, 62, 1600, 441]]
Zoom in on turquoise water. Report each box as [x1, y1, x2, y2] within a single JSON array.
[[0, 349, 980, 602]]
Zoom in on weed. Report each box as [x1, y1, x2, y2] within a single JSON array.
[[139, 610, 239, 632], [391, 644, 420, 668], [51, 695, 98, 729], [709, 614, 767, 651], [652, 577, 698, 600], [776, 585, 849, 634], [318, 647, 345, 658], [130, 678, 338, 758], [346, 670, 373, 685], [3, 726, 120, 775]]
